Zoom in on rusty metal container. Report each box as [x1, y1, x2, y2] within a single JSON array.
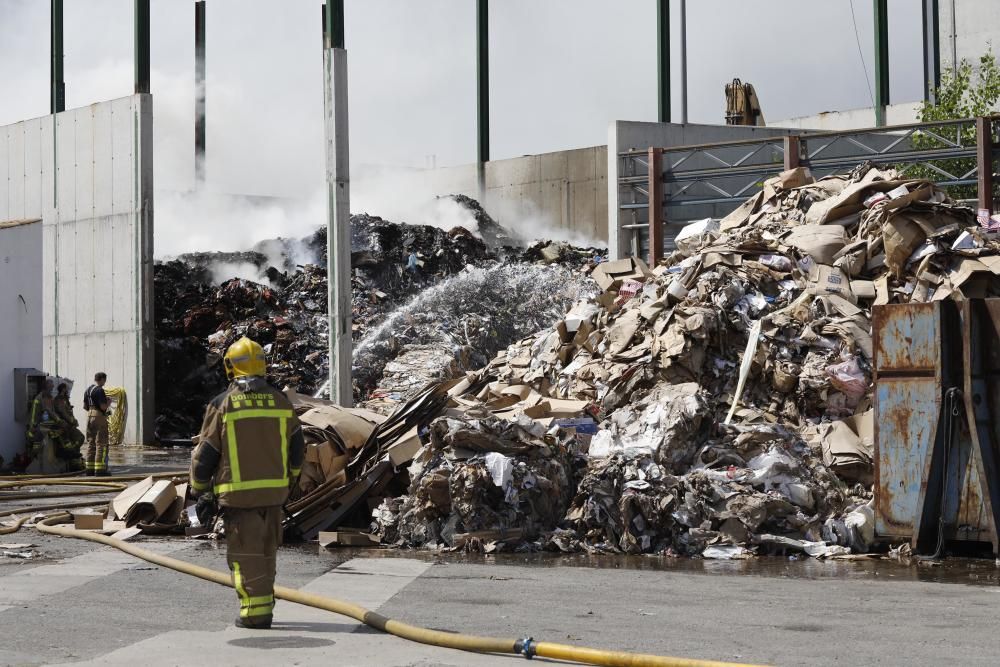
[[873, 300, 1000, 553]]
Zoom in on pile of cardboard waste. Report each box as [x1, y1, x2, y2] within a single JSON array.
[[65, 476, 193, 541], [363, 164, 1000, 557], [144, 164, 1000, 558]]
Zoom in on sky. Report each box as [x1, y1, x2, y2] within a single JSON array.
[[0, 0, 927, 251]]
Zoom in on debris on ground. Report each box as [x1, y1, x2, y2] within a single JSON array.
[[373, 414, 575, 551], [108, 477, 190, 531]]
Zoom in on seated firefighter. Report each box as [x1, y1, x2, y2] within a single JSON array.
[[54, 383, 85, 463], [25, 379, 84, 470]]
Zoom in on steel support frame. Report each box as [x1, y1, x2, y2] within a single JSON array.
[[874, 0, 889, 127], [977, 116, 997, 215], [783, 135, 801, 171], [647, 148, 664, 266], [618, 116, 1000, 260]]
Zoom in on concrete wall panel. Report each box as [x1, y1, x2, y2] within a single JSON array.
[[40, 116, 54, 215], [111, 99, 134, 215], [92, 216, 115, 333], [94, 103, 114, 219], [55, 223, 77, 335], [42, 223, 55, 336], [0, 221, 44, 463], [22, 119, 43, 220], [74, 109, 95, 220], [394, 146, 607, 246], [111, 213, 136, 330], [0, 126, 8, 221], [1, 95, 153, 445], [566, 149, 596, 184], [539, 180, 564, 231], [570, 181, 597, 239], [489, 157, 540, 188], [540, 152, 568, 182], [7, 125, 25, 219], [55, 115, 75, 219]]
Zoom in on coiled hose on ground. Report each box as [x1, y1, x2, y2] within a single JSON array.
[[4, 476, 765, 667]]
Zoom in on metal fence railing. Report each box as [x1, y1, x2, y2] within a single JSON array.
[[616, 115, 1000, 263]]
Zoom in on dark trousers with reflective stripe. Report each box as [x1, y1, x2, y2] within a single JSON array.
[[84, 411, 109, 472], [224, 505, 282, 624]]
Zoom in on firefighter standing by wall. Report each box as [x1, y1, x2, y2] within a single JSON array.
[[83, 372, 111, 476], [189, 337, 305, 629]]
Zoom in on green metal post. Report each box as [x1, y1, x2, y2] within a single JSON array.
[[326, 0, 344, 49], [134, 0, 150, 94], [50, 0, 65, 113], [874, 0, 889, 126], [657, 0, 670, 123], [477, 0, 489, 196], [195, 1, 206, 185]]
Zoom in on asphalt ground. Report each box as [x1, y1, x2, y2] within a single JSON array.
[[2, 452, 1000, 666]]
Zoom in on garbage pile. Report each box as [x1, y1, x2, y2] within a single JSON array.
[[358, 164, 999, 558], [372, 413, 575, 550], [154, 205, 603, 441], [353, 262, 596, 409]]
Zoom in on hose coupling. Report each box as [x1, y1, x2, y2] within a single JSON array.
[[515, 636, 536, 659]]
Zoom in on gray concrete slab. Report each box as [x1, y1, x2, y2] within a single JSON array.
[[3, 531, 1000, 667]]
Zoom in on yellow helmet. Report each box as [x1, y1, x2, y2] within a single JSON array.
[[223, 336, 267, 380]]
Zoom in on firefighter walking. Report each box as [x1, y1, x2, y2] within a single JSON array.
[[189, 337, 304, 629]]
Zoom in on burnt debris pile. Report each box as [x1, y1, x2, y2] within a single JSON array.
[[154, 202, 601, 441]]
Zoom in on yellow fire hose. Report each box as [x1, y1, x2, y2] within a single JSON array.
[[0, 471, 188, 488], [0, 483, 126, 501], [0, 499, 110, 534], [0, 516, 30, 535], [0, 473, 185, 532], [34, 514, 765, 667]]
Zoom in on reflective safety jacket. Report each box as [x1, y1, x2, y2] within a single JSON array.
[[190, 376, 305, 508]]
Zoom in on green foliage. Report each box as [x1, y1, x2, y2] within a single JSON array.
[[920, 51, 1000, 122], [908, 51, 1000, 201]]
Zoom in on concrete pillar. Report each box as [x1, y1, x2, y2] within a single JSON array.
[[324, 47, 352, 406]]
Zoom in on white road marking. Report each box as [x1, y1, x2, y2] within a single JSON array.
[[0, 540, 188, 605], [55, 557, 515, 666]]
